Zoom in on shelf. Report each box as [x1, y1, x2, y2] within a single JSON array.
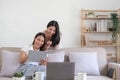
[[84, 31, 120, 33], [85, 45, 117, 47], [107, 57, 117, 61], [81, 8, 120, 63], [84, 31, 112, 33], [108, 57, 120, 61], [84, 16, 120, 20], [82, 9, 117, 12], [84, 17, 111, 20]]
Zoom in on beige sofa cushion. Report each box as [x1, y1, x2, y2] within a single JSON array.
[[62, 47, 107, 75], [69, 51, 100, 76], [0, 50, 20, 77], [0, 47, 21, 72], [47, 50, 65, 62]]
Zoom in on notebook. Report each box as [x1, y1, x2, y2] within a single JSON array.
[[46, 62, 75, 80], [28, 50, 47, 62]]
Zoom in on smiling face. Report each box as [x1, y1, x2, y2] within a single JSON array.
[[33, 35, 45, 50], [46, 26, 56, 38]]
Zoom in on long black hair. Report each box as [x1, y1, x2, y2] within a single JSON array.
[[32, 32, 46, 51], [47, 20, 60, 47]]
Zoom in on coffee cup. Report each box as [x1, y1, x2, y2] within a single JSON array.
[[77, 72, 86, 80], [32, 71, 44, 80]]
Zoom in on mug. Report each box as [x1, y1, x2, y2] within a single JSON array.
[[77, 72, 87, 80], [32, 71, 44, 80]]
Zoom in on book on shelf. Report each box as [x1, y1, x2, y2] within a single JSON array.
[[95, 20, 108, 32]]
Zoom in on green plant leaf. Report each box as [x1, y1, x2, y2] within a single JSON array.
[[110, 13, 120, 43], [13, 72, 24, 78]]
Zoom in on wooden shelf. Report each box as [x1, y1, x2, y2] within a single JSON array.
[[82, 9, 117, 12], [85, 45, 117, 47], [84, 31, 112, 33], [81, 8, 120, 63], [107, 57, 117, 61], [84, 17, 111, 20]]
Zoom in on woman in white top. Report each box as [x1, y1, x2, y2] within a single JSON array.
[[20, 32, 46, 65], [43, 20, 62, 50], [16, 32, 47, 79]]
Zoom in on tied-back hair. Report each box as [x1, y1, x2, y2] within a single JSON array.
[[32, 32, 46, 51], [47, 20, 60, 47]]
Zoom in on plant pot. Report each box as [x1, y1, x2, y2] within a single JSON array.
[[87, 14, 95, 18], [12, 76, 25, 80], [108, 28, 117, 31]]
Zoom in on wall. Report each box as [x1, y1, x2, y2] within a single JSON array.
[[0, 0, 120, 48]]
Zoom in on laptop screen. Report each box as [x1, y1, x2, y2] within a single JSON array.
[[46, 62, 75, 80]]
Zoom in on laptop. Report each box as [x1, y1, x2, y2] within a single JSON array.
[[28, 50, 47, 62], [46, 62, 75, 80]]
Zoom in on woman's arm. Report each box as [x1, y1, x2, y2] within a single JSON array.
[[19, 51, 28, 64]]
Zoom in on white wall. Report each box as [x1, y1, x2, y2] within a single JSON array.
[[0, 0, 120, 48]]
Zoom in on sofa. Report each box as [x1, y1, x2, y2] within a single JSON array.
[[0, 47, 120, 80]]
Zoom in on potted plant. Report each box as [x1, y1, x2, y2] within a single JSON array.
[[12, 72, 25, 80], [110, 13, 120, 43], [87, 11, 95, 17]]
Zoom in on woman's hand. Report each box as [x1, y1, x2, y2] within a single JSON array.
[[40, 58, 48, 66], [47, 40, 52, 47]]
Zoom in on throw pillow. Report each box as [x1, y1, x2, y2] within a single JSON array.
[[0, 50, 21, 77], [107, 68, 116, 79], [47, 50, 65, 62], [68, 51, 100, 76]]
